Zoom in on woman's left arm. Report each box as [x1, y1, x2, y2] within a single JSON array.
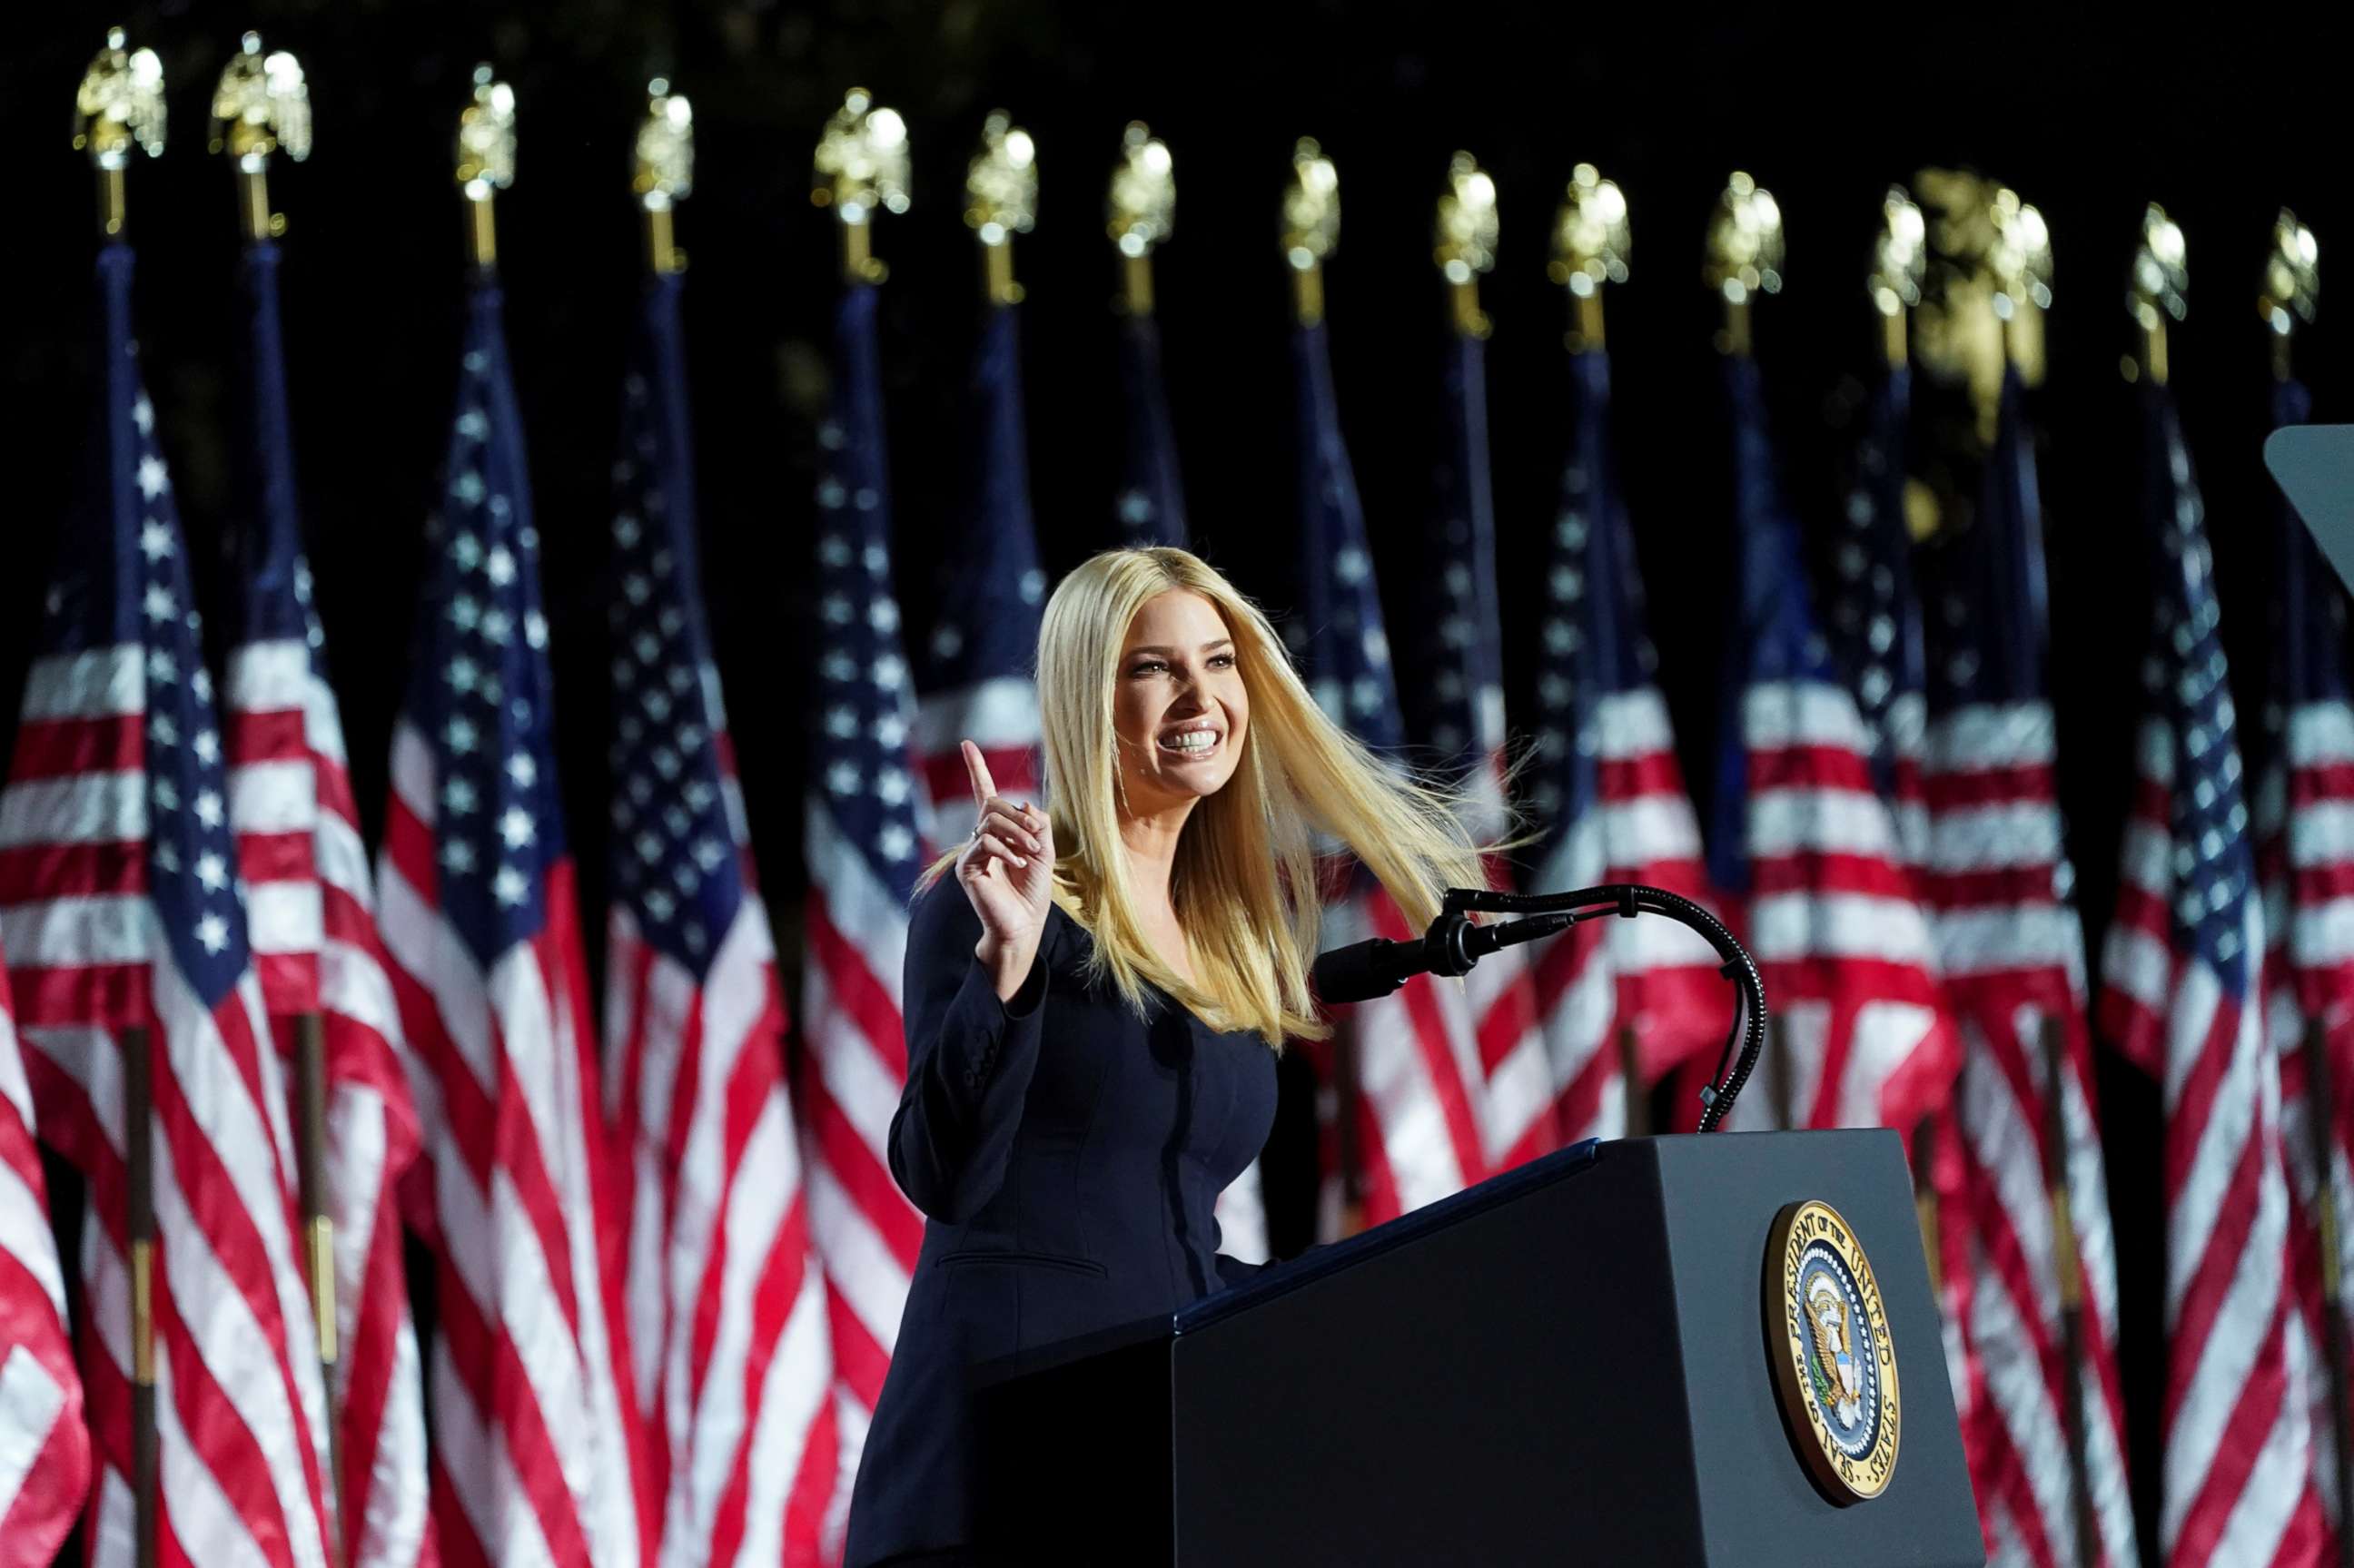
[[886, 879, 1052, 1222]]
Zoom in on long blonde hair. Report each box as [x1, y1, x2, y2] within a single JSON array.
[[927, 547, 1503, 1047]]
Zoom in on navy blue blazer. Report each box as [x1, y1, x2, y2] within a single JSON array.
[[843, 879, 1278, 1566]]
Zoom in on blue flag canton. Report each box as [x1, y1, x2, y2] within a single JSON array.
[[229, 240, 325, 665], [2144, 392, 2256, 990], [1113, 316, 1187, 547], [610, 361, 745, 976], [116, 379, 256, 1006], [1288, 323, 1402, 753], [1408, 332, 1505, 772], [1826, 367, 1923, 791], [1528, 350, 1661, 832], [814, 288, 922, 903], [411, 295, 567, 965], [1726, 356, 1836, 688], [1923, 372, 2049, 717], [2267, 375, 2348, 717], [924, 307, 1046, 694]]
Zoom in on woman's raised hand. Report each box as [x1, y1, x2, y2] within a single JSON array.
[[956, 739, 1054, 996]]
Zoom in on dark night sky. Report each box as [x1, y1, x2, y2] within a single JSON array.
[[7, 5, 2350, 1553]]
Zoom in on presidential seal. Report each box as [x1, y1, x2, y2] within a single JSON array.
[[1766, 1199, 1901, 1502]]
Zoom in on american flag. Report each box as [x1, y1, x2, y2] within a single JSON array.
[[373, 278, 645, 1567], [1707, 352, 1955, 1137], [1919, 370, 2136, 1566], [1826, 362, 1929, 872], [221, 237, 438, 1568], [1397, 324, 1553, 1174], [0, 953, 89, 1566], [1113, 311, 1188, 547], [912, 304, 1044, 840], [1289, 318, 1488, 1227], [1524, 347, 1725, 1139], [796, 281, 925, 1552], [2097, 377, 2325, 1567], [606, 272, 838, 1567], [1, 243, 335, 1568], [2255, 367, 2354, 1551]]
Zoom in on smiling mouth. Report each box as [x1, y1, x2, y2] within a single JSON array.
[[1157, 725, 1223, 758]]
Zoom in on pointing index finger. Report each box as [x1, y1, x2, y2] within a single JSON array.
[[961, 739, 997, 812]]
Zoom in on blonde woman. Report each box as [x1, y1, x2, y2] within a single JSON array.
[[844, 547, 1492, 1568]]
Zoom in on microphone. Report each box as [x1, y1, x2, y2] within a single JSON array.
[[1311, 883, 1767, 1135], [1311, 909, 1573, 1005]]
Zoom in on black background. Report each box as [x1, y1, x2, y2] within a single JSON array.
[[8, 4, 2350, 1557]]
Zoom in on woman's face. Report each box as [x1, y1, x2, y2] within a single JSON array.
[[1113, 589, 1250, 815]]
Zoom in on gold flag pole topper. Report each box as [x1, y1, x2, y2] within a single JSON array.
[[635, 81, 693, 276], [967, 111, 1037, 307], [2128, 202, 2186, 386], [1108, 123, 1173, 318], [1706, 172, 1783, 358], [1990, 189, 2052, 387], [1282, 137, 1340, 328], [1550, 163, 1628, 352], [814, 87, 910, 286], [2260, 208, 2318, 382], [74, 25, 164, 240], [211, 34, 311, 243], [1871, 187, 1926, 370], [457, 66, 516, 272], [1434, 152, 1498, 339]]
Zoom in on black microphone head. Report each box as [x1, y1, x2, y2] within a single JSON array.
[[1310, 937, 1406, 1007]]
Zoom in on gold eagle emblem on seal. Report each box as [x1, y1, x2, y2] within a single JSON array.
[[1766, 1198, 1901, 1502]]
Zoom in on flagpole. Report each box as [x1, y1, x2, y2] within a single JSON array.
[[1110, 122, 1171, 319], [124, 1024, 158, 1568], [1551, 164, 1642, 1128], [2267, 209, 2354, 1568], [2033, 1015, 2100, 1568], [814, 87, 909, 287], [1706, 173, 1785, 1120], [213, 44, 348, 1564], [636, 80, 691, 277], [1870, 185, 1947, 1301], [968, 111, 1034, 308], [75, 33, 164, 1568], [1283, 141, 1360, 1230]]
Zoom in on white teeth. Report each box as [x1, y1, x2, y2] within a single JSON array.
[[1161, 730, 1219, 752]]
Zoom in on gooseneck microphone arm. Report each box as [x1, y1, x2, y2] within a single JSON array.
[[1311, 883, 1766, 1134]]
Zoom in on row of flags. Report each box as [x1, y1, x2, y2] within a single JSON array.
[[0, 208, 2349, 1568]]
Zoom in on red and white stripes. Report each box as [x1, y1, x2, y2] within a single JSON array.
[[2104, 717, 2327, 1567], [377, 725, 643, 1568], [1723, 678, 1954, 1137], [0, 947, 90, 1568], [608, 671, 837, 1568], [796, 805, 921, 1549], [227, 635, 437, 1568], [2, 644, 337, 1568], [2261, 701, 2354, 1541], [1925, 700, 2137, 1567]]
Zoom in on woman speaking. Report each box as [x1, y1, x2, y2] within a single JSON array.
[[844, 547, 1492, 1567]]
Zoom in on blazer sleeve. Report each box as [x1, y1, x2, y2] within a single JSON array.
[[885, 879, 1051, 1223]]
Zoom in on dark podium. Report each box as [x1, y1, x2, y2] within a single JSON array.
[[972, 1129, 1983, 1566]]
